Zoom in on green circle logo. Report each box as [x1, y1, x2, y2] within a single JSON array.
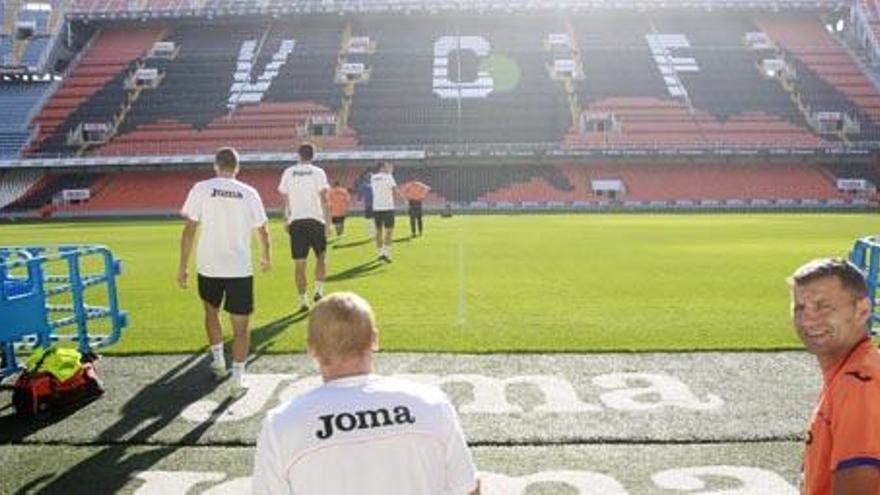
[[479, 54, 521, 93]]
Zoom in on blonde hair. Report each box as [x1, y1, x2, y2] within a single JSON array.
[[308, 292, 377, 364]]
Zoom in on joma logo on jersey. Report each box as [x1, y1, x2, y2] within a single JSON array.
[[316, 406, 416, 439], [211, 189, 244, 199]]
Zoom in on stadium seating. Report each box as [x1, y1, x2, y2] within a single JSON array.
[[826, 161, 880, 187], [856, 0, 880, 43], [351, 16, 570, 146], [0, 168, 43, 208], [567, 14, 828, 148], [30, 11, 870, 155], [0, 35, 9, 66], [68, 0, 134, 15], [579, 163, 842, 202], [46, 165, 369, 214], [32, 18, 357, 156], [0, 81, 51, 158], [32, 24, 165, 153], [2, 171, 99, 211], [758, 17, 880, 136], [17, 4, 50, 34], [11, 162, 850, 215], [0, 1, 66, 73]]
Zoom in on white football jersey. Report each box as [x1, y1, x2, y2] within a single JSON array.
[[278, 163, 329, 224], [180, 177, 267, 278], [370, 172, 397, 211], [252, 374, 478, 495]]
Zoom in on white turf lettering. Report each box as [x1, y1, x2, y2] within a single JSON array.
[[182, 374, 292, 423], [651, 466, 799, 495], [133, 471, 226, 494], [201, 477, 252, 495], [182, 372, 722, 424], [481, 470, 628, 495], [395, 373, 603, 414], [133, 468, 797, 494], [593, 373, 723, 411]]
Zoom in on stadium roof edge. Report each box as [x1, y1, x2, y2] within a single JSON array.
[[64, 0, 853, 22]]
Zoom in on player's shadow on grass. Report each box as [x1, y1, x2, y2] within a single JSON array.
[[0, 392, 99, 444], [393, 236, 413, 244], [19, 354, 236, 494], [333, 238, 372, 249], [24, 396, 236, 495], [248, 311, 310, 361], [325, 259, 384, 282]]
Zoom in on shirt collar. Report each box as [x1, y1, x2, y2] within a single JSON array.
[[823, 337, 874, 383], [324, 373, 376, 387]]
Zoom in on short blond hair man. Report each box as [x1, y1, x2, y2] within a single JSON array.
[[252, 292, 480, 494]]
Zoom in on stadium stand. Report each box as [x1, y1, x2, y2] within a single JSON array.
[[2, 171, 98, 211], [1, 4, 877, 214], [0, 1, 66, 73], [350, 16, 570, 146], [8, 162, 853, 215], [31, 24, 165, 153], [33, 18, 356, 156], [0, 167, 42, 208], [26, 11, 878, 156], [42, 165, 369, 214], [758, 16, 880, 136], [0, 35, 9, 66], [566, 14, 832, 148], [68, 0, 132, 15], [825, 161, 880, 186], [576, 163, 843, 202], [0, 81, 51, 158]]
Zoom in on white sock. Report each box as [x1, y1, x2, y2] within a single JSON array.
[[232, 361, 246, 387], [384, 244, 391, 256], [315, 281, 324, 296], [300, 293, 309, 306], [379, 246, 386, 257], [210, 343, 225, 367]]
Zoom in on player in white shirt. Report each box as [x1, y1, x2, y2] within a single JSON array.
[[370, 161, 407, 263], [177, 147, 271, 395], [278, 143, 332, 312], [253, 292, 481, 495]]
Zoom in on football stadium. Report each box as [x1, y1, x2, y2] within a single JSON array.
[[3, 0, 880, 492]]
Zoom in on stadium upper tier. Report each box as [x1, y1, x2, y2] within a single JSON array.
[[23, 12, 880, 157], [63, 0, 852, 18], [1, 0, 66, 73]]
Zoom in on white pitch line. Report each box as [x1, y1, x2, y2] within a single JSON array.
[[457, 238, 467, 325]]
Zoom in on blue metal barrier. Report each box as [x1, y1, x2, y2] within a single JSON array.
[[850, 236, 880, 336], [0, 245, 128, 380]]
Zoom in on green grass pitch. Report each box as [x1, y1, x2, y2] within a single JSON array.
[[3, 213, 877, 354]]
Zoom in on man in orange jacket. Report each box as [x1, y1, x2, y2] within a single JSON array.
[[401, 180, 430, 238], [327, 181, 351, 240], [790, 258, 880, 495]]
